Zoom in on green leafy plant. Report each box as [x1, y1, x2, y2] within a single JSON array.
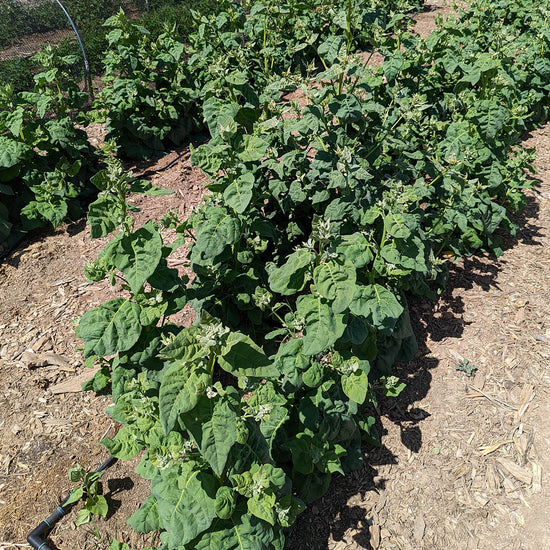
[[455, 359, 477, 377], [66, 464, 109, 526], [0, 49, 97, 249], [98, 11, 201, 159], [75, 0, 550, 548]]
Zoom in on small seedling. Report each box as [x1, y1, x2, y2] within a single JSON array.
[[66, 464, 109, 526], [455, 358, 478, 377]]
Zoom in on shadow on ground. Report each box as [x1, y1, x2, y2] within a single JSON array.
[[285, 191, 542, 549]]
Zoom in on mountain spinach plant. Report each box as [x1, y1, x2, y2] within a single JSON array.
[[98, 12, 201, 159], [0, 49, 96, 250], [76, 0, 550, 549]]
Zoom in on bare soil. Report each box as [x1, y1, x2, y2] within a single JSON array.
[[1, 4, 550, 550]]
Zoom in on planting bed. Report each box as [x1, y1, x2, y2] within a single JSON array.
[[1, 2, 550, 549]]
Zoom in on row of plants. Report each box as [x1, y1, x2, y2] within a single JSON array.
[[0, 0, 222, 92], [0, 0, 225, 247], [96, 0, 422, 158], [0, 48, 97, 250], [74, 0, 549, 548], [0, 0, 421, 250]]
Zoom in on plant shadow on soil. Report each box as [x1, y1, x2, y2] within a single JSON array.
[[285, 191, 543, 549], [104, 476, 135, 519]]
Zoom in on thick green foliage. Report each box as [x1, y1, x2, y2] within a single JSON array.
[[98, 0, 418, 158], [77, 0, 550, 548], [0, 49, 97, 249], [98, 12, 202, 159]]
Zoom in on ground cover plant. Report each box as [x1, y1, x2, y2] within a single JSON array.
[[45, 0, 550, 547]]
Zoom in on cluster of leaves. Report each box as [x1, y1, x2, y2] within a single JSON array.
[[76, 0, 550, 548], [65, 464, 109, 526], [0, 48, 97, 249], [97, 12, 202, 159], [97, 0, 419, 158]]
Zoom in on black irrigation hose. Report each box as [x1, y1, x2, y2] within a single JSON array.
[[27, 455, 118, 550]]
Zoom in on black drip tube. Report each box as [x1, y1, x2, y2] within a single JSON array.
[[27, 455, 118, 550]]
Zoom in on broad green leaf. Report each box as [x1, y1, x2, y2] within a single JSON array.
[[258, 405, 288, 453], [87, 193, 121, 238], [195, 207, 241, 258], [268, 249, 314, 295], [75, 508, 92, 526], [384, 213, 417, 239], [159, 328, 208, 362], [328, 94, 362, 123], [219, 332, 279, 379], [111, 222, 163, 294], [226, 71, 248, 86], [152, 462, 218, 547], [317, 35, 346, 64], [100, 425, 142, 459], [194, 513, 277, 550], [64, 487, 84, 505], [349, 284, 403, 334], [87, 495, 108, 517], [296, 294, 346, 356], [202, 98, 240, 139], [335, 233, 373, 268], [246, 383, 289, 451], [313, 259, 356, 313], [380, 236, 427, 273], [0, 137, 29, 168], [248, 492, 276, 525], [214, 486, 237, 519], [148, 261, 182, 292], [77, 298, 142, 357], [159, 361, 210, 433], [191, 142, 232, 174], [440, 122, 477, 162], [182, 395, 239, 476], [472, 100, 507, 139], [341, 370, 369, 404], [23, 198, 67, 228], [127, 495, 162, 533], [382, 53, 404, 82], [283, 435, 313, 474], [238, 135, 268, 162], [224, 172, 254, 214], [4, 110, 24, 136], [358, 416, 380, 446]]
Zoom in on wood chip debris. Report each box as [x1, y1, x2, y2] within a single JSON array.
[[467, 385, 517, 411], [49, 368, 98, 394], [20, 351, 73, 370], [369, 524, 380, 548], [479, 440, 514, 456], [531, 462, 542, 493], [496, 457, 533, 485], [413, 514, 425, 541], [514, 384, 535, 423]]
